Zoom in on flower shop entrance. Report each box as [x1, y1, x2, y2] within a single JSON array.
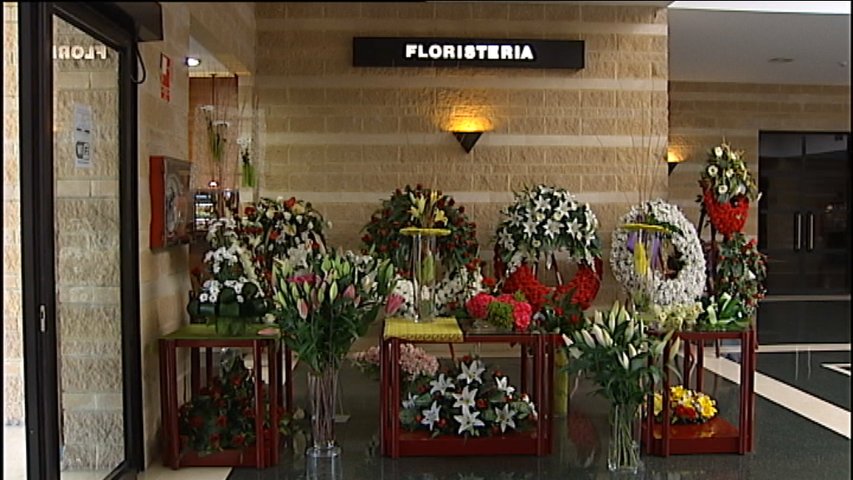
[[16, 3, 150, 480]]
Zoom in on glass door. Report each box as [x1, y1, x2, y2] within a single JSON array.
[[18, 3, 142, 480], [759, 132, 851, 296], [52, 15, 124, 478]]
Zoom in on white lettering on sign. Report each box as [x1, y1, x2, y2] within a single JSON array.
[[403, 42, 536, 61], [52, 45, 108, 60]]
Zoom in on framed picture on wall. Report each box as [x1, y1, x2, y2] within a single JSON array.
[[150, 156, 193, 249]]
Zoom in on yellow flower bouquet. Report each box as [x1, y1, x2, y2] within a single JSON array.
[[653, 385, 718, 424]]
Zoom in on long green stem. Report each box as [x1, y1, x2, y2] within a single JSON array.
[[609, 403, 641, 472]]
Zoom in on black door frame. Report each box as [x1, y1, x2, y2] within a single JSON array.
[[758, 130, 852, 296], [19, 2, 143, 479]]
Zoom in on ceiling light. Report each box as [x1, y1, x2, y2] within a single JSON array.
[[185, 57, 201, 67], [768, 57, 794, 63]]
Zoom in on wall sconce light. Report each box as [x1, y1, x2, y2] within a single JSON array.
[[185, 56, 201, 67], [667, 150, 684, 176], [447, 117, 491, 154], [453, 131, 483, 154]]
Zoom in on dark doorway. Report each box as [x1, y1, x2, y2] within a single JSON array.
[[758, 132, 851, 297]]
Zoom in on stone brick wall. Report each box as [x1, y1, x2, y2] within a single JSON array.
[[3, 1, 22, 426], [668, 81, 851, 237], [254, 2, 670, 303], [137, 3, 255, 466]]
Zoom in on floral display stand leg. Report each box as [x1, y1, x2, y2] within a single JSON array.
[[159, 324, 290, 468], [643, 329, 755, 456]]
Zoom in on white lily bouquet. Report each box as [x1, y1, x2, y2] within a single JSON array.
[[399, 356, 537, 438]]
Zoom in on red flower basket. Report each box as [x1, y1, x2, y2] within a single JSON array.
[[702, 188, 749, 236]]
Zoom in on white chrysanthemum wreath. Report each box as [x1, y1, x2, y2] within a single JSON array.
[[495, 184, 602, 274], [610, 199, 706, 306]]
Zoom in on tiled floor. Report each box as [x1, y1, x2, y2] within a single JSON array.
[[5, 302, 850, 479], [224, 345, 851, 479]]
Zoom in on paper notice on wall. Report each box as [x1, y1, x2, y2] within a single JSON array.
[[73, 103, 93, 168]]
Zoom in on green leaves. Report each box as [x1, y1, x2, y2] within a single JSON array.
[[564, 300, 664, 406]]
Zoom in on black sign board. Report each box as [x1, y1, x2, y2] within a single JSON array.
[[353, 37, 584, 69]]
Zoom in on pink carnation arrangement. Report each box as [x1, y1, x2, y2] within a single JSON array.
[[350, 343, 438, 382], [466, 292, 532, 332]]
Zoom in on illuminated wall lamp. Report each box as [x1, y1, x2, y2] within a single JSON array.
[[453, 131, 483, 154], [185, 56, 201, 67], [667, 150, 684, 175], [449, 117, 490, 154]]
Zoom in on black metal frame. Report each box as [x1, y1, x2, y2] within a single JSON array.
[[19, 2, 143, 479]]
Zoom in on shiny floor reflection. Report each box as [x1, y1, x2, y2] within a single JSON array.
[[228, 359, 851, 480]]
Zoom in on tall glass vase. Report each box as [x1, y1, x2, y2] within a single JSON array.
[[553, 349, 569, 417], [410, 232, 438, 323], [307, 367, 341, 458], [607, 402, 643, 473]]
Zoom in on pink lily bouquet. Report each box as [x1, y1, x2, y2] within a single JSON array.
[[272, 249, 398, 374]]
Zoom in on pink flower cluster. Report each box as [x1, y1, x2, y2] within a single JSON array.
[[351, 343, 438, 381], [465, 292, 532, 332]]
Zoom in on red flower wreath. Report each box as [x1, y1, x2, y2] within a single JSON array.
[[702, 187, 750, 237], [553, 257, 603, 311]]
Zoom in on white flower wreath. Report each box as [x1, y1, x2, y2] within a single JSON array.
[[495, 184, 602, 273], [610, 199, 706, 306]]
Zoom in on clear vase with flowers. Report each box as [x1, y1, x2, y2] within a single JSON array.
[[272, 249, 398, 458]]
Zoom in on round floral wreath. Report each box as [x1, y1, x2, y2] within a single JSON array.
[[611, 199, 706, 306], [494, 185, 603, 311]]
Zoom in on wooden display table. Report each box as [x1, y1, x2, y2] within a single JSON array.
[[379, 317, 557, 457], [644, 328, 755, 456], [159, 324, 292, 468]]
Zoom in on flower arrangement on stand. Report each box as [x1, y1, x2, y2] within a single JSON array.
[[563, 301, 668, 473], [713, 233, 767, 320], [187, 225, 271, 336], [698, 142, 761, 237], [494, 184, 602, 279], [399, 357, 537, 438], [465, 292, 533, 332], [653, 386, 718, 425], [695, 292, 751, 331], [272, 249, 397, 458], [178, 349, 303, 457], [178, 350, 257, 455], [361, 184, 479, 273], [694, 140, 767, 332]]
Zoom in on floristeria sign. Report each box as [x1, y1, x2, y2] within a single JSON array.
[[353, 37, 584, 69]]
